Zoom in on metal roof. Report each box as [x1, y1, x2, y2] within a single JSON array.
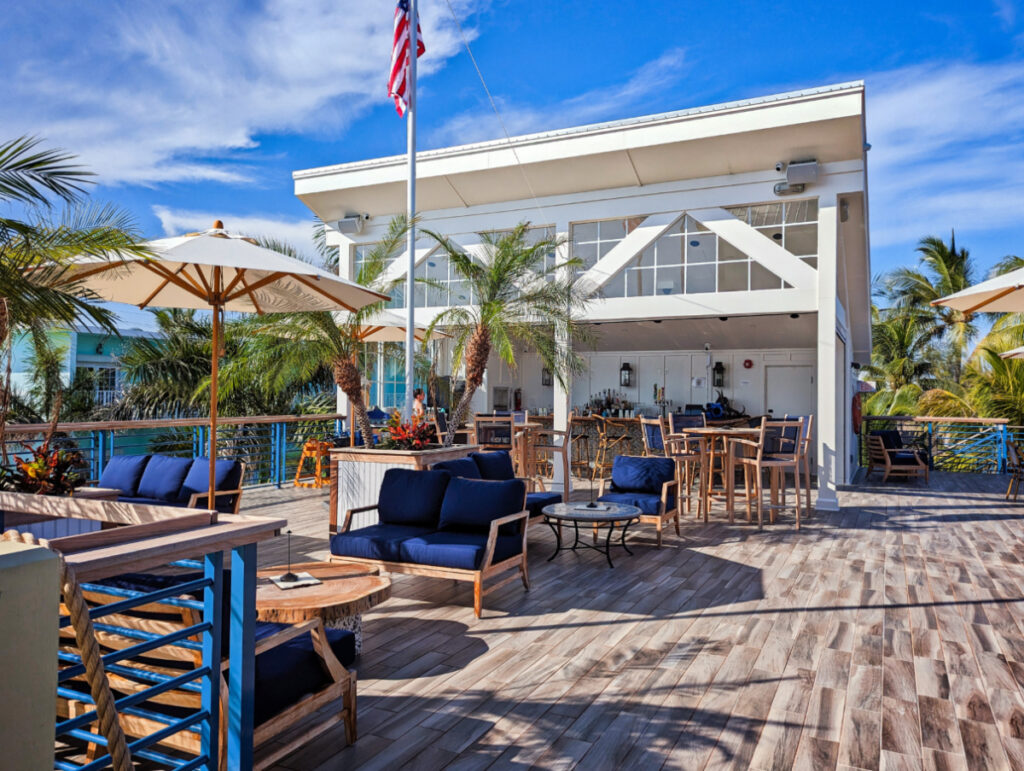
[[294, 81, 865, 180]]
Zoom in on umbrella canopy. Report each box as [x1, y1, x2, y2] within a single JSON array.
[[354, 309, 445, 343], [51, 222, 389, 506], [1000, 346, 1024, 360], [58, 223, 388, 313], [932, 267, 1024, 316]]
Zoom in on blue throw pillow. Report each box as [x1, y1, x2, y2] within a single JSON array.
[[431, 457, 482, 479], [97, 455, 151, 496], [136, 455, 194, 502], [610, 455, 674, 494], [178, 458, 243, 505], [377, 468, 450, 526], [438, 476, 525, 532], [471, 451, 515, 481]]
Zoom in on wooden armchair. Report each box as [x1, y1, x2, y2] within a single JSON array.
[[866, 434, 929, 484], [1007, 440, 1023, 500], [59, 577, 356, 770], [596, 455, 679, 547]]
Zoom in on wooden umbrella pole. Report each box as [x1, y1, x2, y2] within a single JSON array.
[[209, 267, 221, 507]]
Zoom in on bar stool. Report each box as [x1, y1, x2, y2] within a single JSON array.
[[591, 416, 631, 481], [733, 417, 805, 528], [294, 439, 332, 488]]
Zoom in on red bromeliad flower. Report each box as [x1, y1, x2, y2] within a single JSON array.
[[380, 411, 437, 450]]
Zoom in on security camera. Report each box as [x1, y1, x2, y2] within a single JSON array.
[[775, 161, 786, 173], [703, 342, 711, 352]]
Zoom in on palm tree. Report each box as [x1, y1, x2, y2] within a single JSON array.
[[227, 217, 411, 445], [884, 232, 977, 382], [112, 308, 332, 419], [424, 223, 592, 446], [0, 136, 147, 446], [862, 306, 938, 393]]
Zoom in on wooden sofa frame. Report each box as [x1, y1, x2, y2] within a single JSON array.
[[596, 475, 679, 547], [865, 435, 929, 483], [59, 581, 354, 770], [330, 503, 530, 618]]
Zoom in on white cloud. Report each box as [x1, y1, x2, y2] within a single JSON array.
[[866, 59, 1024, 247], [152, 206, 320, 258], [994, 0, 1017, 29], [1, 0, 480, 186], [429, 47, 687, 147]]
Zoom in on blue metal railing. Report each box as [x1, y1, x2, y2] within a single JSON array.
[[2, 413, 345, 489], [55, 551, 230, 770], [860, 416, 1019, 474]]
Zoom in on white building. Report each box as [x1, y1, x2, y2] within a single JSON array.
[[293, 82, 871, 511]]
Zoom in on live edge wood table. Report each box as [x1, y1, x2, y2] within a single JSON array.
[[256, 561, 391, 654]]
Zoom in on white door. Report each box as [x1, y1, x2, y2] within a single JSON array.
[[764, 365, 815, 419]]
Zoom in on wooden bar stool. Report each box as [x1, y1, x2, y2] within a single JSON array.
[[294, 439, 332, 488]]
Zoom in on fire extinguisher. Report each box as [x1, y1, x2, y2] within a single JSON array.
[[514, 388, 523, 411]]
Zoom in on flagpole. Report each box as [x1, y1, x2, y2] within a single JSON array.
[[402, 0, 418, 423]]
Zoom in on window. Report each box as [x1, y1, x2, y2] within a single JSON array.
[[414, 250, 475, 308], [75, 366, 122, 406], [570, 217, 645, 280], [728, 198, 819, 269]]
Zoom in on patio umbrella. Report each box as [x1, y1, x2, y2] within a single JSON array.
[[1000, 346, 1024, 360], [49, 221, 389, 506], [352, 309, 445, 343], [932, 267, 1024, 315]]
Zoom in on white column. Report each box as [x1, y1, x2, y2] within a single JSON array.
[[815, 194, 840, 511], [552, 221, 572, 496]]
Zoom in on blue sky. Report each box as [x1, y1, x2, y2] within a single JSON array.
[[2, 0, 1022, 279]]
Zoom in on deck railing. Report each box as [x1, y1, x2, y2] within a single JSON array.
[[859, 415, 1022, 474], [1, 413, 345, 488]]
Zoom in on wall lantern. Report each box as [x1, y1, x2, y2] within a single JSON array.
[[541, 367, 553, 387], [712, 361, 725, 388], [620, 362, 633, 388]]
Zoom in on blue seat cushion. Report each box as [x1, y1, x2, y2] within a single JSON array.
[[178, 458, 243, 510], [399, 530, 523, 570], [526, 491, 562, 519], [892, 451, 923, 466], [471, 451, 516, 481], [136, 455, 194, 502], [610, 455, 675, 494], [598, 490, 673, 516], [97, 455, 151, 496], [118, 496, 183, 508], [330, 523, 435, 562], [431, 457, 482, 479], [253, 621, 355, 726], [438, 476, 525, 532], [377, 468, 450, 526]]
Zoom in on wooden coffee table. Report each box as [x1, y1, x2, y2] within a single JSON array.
[[256, 561, 391, 653]]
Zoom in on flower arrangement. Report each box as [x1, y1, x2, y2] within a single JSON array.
[[378, 411, 438, 450], [1, 441, 87, 495]]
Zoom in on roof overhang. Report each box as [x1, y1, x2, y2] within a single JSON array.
[[294, 82, 866, 220]]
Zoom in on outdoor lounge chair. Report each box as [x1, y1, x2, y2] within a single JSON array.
[[866, 433, 929, 483], [330, 468, 529, 617], [596, 455, 679, 547], [1007, 440, 1024, 500], [58, 572, 357, 770], [92, 455, 245, 514]]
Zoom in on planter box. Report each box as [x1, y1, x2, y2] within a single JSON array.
[[329, 445, 478, 530]]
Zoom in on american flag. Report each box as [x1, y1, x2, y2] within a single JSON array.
[[388, 0, 425, 117]]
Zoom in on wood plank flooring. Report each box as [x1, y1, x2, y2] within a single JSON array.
[[248, 473, 1024, 770]]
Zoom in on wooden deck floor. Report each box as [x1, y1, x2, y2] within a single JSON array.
[[249, 474, 1024, 770]]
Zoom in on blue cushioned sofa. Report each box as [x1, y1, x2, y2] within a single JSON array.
[[597, 455, 679, 546], [93, 455, 245, 514], [431, 450, 562, 525], [329, 467, 529, 617]]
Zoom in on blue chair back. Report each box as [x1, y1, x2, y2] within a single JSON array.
[[669, 413, 703, 433], [640, 418, 665, 453]]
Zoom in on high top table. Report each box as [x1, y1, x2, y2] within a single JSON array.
[[669, 426, 760, 523]]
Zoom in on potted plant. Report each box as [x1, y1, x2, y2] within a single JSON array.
[[330, 411, 477, 530]]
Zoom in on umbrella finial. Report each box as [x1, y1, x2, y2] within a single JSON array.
[[213, 219, 224, 230]]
